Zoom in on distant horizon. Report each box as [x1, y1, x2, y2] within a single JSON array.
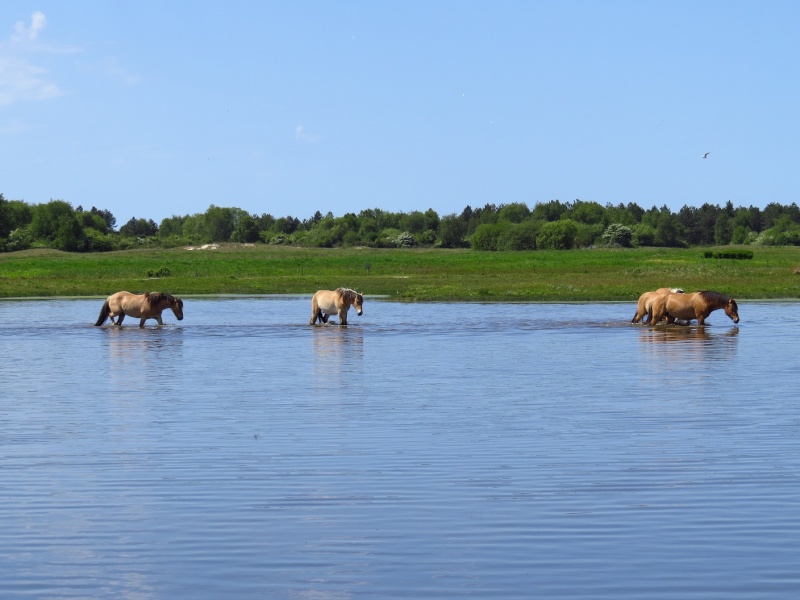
[[5, 195, 797, 227]]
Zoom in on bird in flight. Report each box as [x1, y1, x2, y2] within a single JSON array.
[[702, 152, 710, 158]]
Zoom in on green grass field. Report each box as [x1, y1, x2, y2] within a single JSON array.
[[1, 244, 799, 301]]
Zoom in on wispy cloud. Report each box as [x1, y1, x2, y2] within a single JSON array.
[[11, 11, 46, 44], [0, 12, 64, 106], [295, 125, 319, 143], [101, 58, 140, 86], [0, 56, 61, 105], [0, 117, 39, 134]]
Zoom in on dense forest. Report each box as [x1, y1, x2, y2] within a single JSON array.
[[2, 192, 800, 253]]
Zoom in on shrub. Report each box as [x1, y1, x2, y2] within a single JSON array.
[[632, 223, 656, 247], [83, 229, 116, 252], [601, 223, 633, 247], [703, 250, 754, 260], [536, 220, 578, 250], [7, 227, 34, 251], [497, 221, 539, 251], [146, 266, 172, 277], [470, 222, 507, 251], [392, 231, 415, 248]]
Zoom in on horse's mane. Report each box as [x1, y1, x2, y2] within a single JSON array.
[[336, 288, 362, 303], [697, 290, 731, 303], [697, 290, 736, 305], [147, 292, 177, 305]]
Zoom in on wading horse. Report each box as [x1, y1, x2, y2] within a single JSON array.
[[95, 291, 184, 327], [648, 290, 739, 327], [631, 287, 684, 324], [310, 288, 364, 326]]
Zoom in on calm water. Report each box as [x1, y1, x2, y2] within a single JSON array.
[[1, 296, 799, 599]]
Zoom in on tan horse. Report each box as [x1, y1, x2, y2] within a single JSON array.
[[310, 288, 364, 326], [631, 287, 684, 324], [649, 290, 739, 326], [95, 291, 184, 327]]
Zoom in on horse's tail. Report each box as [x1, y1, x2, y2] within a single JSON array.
[[95, 300, 111, 326], [310, 294, 320, 325]]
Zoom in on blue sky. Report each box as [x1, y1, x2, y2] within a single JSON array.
[[2, 2, 799, 227]]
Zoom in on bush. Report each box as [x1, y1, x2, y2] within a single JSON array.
[[601, 223, 633, 247], [146, 266, 172, 277], [703, 250, 754, 260], [536, 220, 578, 250], [7, 227, 34, 251], [392, 231, 415, 248], [497, 221, 539, 251], [574, 222, 605, 248], [470, 222, 507, 251], [632, 223, 656, 247], [83, 229, 116, 252]]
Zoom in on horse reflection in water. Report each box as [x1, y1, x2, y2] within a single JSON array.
[[105, 325, 184, 383], [311, 326, 364, 383], [639, 325, 740, 366]]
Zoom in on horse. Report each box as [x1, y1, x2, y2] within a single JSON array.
[[648, 290, 739, 327], [631, 287, 684, 324], [95, 291, 184, 327], [309, 288, 364, 326]]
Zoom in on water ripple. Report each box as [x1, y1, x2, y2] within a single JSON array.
[[1, 299, 798, 598]]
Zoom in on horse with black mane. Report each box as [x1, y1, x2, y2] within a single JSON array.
[[95, 291, 184, 327], [648, 290, 739, 326]]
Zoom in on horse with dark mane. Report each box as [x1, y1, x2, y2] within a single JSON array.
[[95, 291, 184, 327], [648, 290, 739, 326], [309, 288, 364, 326]]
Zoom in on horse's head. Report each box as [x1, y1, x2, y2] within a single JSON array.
[[353, 292, 364, 316], [171, 296, 184, 321], [725, 298, 739, 323]]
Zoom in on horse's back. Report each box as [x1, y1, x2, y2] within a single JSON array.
[[111, 291, 148, 315], [107, 291, 131, 307], [664, 291, 701, 319], [313, 289, 339, 312]]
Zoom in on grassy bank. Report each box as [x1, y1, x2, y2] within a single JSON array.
[[1, 244, 799, 301]]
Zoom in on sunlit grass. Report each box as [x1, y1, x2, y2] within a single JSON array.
[[1, 244, 798, 301]]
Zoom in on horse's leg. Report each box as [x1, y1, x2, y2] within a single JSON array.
[[696, 315, 705, 326], [116, 312, 125, 326], [338, 308, 347, 326], [648, 309, 662, 326], [155, 315, 164, 326]]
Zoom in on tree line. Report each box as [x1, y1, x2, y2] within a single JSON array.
[[2, 192, 800, 253]]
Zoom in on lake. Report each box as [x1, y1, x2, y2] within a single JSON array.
[[1, 296, 798, 599]]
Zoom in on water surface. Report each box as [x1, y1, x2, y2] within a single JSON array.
[[1, 297, 798, 598]]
